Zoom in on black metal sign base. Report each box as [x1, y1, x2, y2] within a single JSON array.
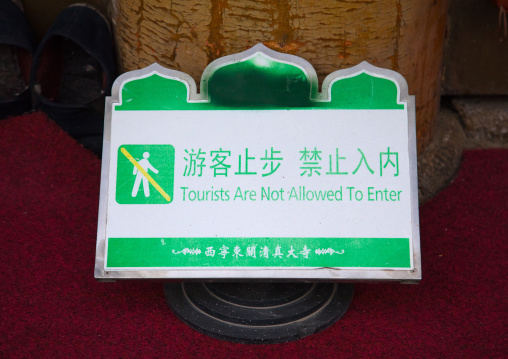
[[164, 282, 354, 344]]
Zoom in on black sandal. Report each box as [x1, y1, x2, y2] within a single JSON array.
[[30, 4, 115, 156], [0, 0, 36, 119]]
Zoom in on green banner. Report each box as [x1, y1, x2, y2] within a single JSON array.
[[107, 237, 410, 268]]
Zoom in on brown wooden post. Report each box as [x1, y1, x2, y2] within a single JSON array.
[[111, 0, 449, 154]]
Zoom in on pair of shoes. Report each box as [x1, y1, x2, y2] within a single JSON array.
[[0, 1, 115, 156]]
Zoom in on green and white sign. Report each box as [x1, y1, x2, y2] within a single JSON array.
[[95, 44, 421, 282]]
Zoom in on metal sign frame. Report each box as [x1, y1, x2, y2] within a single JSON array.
[[95, 44, 420, 283]]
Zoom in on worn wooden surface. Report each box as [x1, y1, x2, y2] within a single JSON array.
[[442, 0, 508, 95], [112, 0, 449, 153]]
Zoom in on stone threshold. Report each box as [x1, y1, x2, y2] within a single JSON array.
[[418, 96, 508, 204]]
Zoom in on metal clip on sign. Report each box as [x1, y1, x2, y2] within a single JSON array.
[[95, 44, 420, 343]]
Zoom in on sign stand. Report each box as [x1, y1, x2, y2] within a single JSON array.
[[96, 44, 420, 343], [164, 282, 353, 344]]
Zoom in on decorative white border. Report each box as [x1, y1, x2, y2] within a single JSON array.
[[96, 43, 420, 283]]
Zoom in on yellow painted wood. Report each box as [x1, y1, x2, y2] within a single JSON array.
[[112, 0, 449, 153]]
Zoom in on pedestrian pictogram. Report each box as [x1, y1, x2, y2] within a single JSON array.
[[116, 145, 174, 204]]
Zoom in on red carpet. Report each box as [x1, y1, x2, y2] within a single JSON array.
[[1, 112, 506, 358]]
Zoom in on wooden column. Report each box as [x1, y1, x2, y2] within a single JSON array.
[[111, 0, 449, 153]]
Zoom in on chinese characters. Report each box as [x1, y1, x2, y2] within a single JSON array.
[[182, 147, 399, 178]]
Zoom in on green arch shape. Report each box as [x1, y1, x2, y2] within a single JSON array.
[[115, 55, 403, 111]]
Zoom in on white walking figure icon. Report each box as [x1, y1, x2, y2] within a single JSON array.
[[132, 151, 159, 197]]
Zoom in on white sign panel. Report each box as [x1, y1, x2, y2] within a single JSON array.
[[95, 44, 421, 282]]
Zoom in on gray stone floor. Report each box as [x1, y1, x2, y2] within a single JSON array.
[[418, 96, 508, 204]]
